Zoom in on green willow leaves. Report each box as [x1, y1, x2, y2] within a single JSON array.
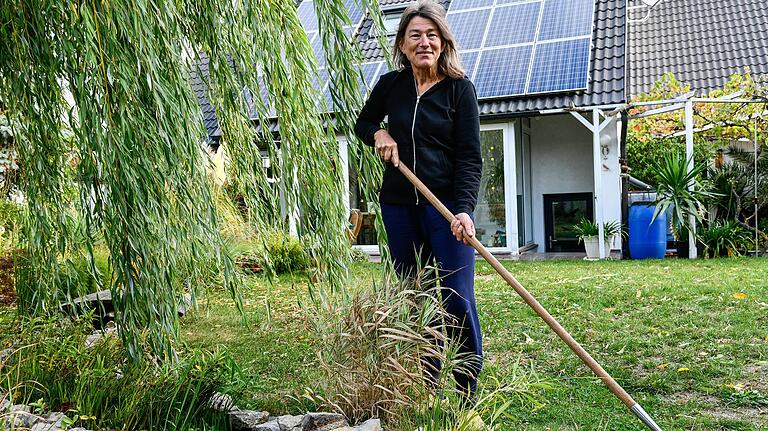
[[0, 0, 386, 361]]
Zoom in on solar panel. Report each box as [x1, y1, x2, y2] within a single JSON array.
[[298, 1, 318, 31], [309, 32, 326, 67], [448, 9, 492, 51], [474, 46, 533, 98], [447, 0, 596, 98], [538, 0, 595, 41], [460, 51, 479, 79], [483, 3, 541, 47], [360, 61, 384, 94], [495, 0, 538, 4], [448, 0, 494, 11], [527, 38, 591, 93], [344, 0, 365, 26]]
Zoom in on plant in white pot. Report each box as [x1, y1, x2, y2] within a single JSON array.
[[574, 219, 624, 259]]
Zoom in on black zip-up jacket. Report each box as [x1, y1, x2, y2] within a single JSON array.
[[354, 68, 482, 215]]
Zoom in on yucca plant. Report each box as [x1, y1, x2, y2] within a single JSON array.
[[651, 151, 715, 239]]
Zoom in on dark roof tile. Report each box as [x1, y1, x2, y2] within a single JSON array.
[[628, 0, 768, 97]]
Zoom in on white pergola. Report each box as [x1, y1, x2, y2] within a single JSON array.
[[541, 92, 766, 259]]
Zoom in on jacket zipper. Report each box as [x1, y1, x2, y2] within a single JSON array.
[[411, 82, 420, 205]]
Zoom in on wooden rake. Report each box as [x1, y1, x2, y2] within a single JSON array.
[[395, 163, 663, 431]]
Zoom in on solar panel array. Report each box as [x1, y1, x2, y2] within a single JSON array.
[[297, 0, 385, 112], [291, 0, 596, 112], [450, 0, 596, 98]]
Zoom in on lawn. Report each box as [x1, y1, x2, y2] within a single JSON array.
[[180, 257, 768, 430]]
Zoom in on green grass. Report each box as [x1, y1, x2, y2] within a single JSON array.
[[178, 257, 768, 430], [3, 258, 764, 429]]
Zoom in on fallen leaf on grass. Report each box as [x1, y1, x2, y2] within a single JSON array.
[[726, 383, 745, 391], [603, 307, 616, 313], [636, 290, 642, 299], [677, 367, 690, 372], [733, 292, 748, 299], [656, 363, 669, 369]]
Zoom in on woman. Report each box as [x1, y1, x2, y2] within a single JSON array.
[[354, 0, 483, 399]]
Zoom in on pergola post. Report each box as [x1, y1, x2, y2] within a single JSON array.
[[593, 109, 606, 259], [684, 100, 697, 258]]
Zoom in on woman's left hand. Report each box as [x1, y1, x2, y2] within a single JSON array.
[[451, 213, 475, 244]]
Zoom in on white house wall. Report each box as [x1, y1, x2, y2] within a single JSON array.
[[528, 113, 621, 253], [340, 112, 623, 256]]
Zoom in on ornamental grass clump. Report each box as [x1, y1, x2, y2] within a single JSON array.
[[305, 267, 465, 423]]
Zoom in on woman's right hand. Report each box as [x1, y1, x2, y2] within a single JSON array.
[[374, 129, 399, 167]]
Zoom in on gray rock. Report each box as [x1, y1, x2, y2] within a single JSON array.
[[274, 414, 302, 430], [44, 411, 66, 428], [300, 412, 347, 431], [2, 406, 40, 429], [85, 331, 104, 348], [208, 392, 238, 412], [228, 409, 270, 431], [343, 419, 382, 431], [8, 404, 31, 413], [178, 294, 193, 317], [0, 397, 9, 412], [253, 420, 281, 431], [0, 348, 13, 363]]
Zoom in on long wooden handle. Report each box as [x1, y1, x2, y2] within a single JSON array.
[[396, 163, 636, 408]]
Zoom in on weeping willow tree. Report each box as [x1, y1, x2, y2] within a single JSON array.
[[0, 0, 390, 361]]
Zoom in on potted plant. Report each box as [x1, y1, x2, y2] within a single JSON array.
[[651, 152, 715, 257], [574, 219, 623, 259]]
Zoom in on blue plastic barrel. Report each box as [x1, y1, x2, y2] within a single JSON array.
[[629, 203, 667, 259]]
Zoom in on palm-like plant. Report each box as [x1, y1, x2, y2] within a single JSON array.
[[652, 152, 715, 238]]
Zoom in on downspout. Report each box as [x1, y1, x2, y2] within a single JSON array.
[[620, 110, 630, 259], [621, 0, 631, 259]]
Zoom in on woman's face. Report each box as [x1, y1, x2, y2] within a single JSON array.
[[399, 16, 443, 73]]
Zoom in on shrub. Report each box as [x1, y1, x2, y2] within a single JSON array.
[[350, 247, 369, 263], [264, 231, 309, 274], [699, 220, 751, 257], [229, 230, 309, 275], [0, 315, 242, 431]]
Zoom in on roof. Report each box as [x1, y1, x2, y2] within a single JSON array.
[[358, 0, 627, 116], [191, 0, 628, 139], [189, 56, 220, 139], [628, 0, 768, 98]]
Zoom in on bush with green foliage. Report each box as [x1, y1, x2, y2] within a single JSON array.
[[263, 231, 309, 274], [0, 315, 242, 431], [699, 220, 752, 258]]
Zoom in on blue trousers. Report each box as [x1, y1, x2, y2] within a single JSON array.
[[381, 202, 483, 396]]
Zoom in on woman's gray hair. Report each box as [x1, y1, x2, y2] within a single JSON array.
[[393, 0, 465, 79]]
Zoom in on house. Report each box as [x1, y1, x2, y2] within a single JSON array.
[[193, 0, 630, 258]]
